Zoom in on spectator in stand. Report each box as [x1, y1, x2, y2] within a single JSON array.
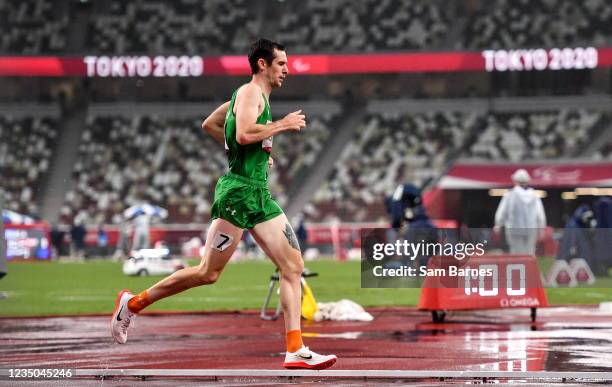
[[494, 169, 546, 255], [1, 117, 58, 216]]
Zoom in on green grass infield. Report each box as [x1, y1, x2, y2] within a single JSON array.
[[0, 258, 610, 317]]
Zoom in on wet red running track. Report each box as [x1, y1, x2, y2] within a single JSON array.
[[1, 306, 611, 384]]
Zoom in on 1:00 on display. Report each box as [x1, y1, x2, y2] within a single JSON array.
[[464, 263, 526, 296]]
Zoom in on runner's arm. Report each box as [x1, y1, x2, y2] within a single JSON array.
[[235, 84, 305, 145], [202, 101, 230, 146]]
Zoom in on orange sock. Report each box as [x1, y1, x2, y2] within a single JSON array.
[[127, 290, 151, 313], [286, 329, 303, 353]]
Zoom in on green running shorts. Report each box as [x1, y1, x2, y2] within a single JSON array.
[[210, 172, 283, 229]]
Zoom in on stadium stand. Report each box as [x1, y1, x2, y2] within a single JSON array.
[[0, 115, 59, 215], [307, 105, 610, 222], [86, 0, 258, 54], [275, 0, 449, 52], [60, 109, 338, 224], [309, 111, 478, 222], [2, 0, 611, 55], [462, 0, 612, 49], [3, 0, 611, 225], [84, 0, 451, 54], [466, 109, 608, 161], [594, 142, 612, 160], [268, 112, 339, 209], [0, 0, 69, 54], [60, 115, 222, 224]]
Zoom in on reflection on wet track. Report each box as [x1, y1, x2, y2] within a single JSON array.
[[1, 306, 610, 373]]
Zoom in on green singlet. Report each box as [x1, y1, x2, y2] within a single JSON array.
[[210, 86, 283, 229]]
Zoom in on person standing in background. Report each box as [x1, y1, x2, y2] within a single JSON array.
[[70, 219, 87, 260], [112, 220, 131, 261], [494, 169, 546, 255], [50, 224, 66, 259], [294, 213, 308, 253], [132, 212, 151, 250]]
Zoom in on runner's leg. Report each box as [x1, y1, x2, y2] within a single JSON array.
[[145, 218, 244, 304], [250, 213, 303, 333], [111, 218, 243, 344], [251, 213, 337, 369]]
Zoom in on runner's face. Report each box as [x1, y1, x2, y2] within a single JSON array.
[[265, 49, 288, 88]]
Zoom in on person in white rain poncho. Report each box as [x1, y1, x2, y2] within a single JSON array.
[[494, 169, 546, 255]]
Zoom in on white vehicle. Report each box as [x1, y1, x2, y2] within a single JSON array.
[[122, 248, 186, 276]]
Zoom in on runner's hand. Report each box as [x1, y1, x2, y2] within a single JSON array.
[[282, 110, 306, 131]]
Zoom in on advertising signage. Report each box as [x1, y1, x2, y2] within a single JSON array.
[[0, 47, 611, 77]]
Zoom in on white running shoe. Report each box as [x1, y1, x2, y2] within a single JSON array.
[[283, 346, 337, 370], [110, 289, 135, 344]]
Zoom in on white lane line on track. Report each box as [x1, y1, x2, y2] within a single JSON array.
[[41, 369, 612, 380]]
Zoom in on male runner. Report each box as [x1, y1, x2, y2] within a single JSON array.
[[111, 38, 337, 370]]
